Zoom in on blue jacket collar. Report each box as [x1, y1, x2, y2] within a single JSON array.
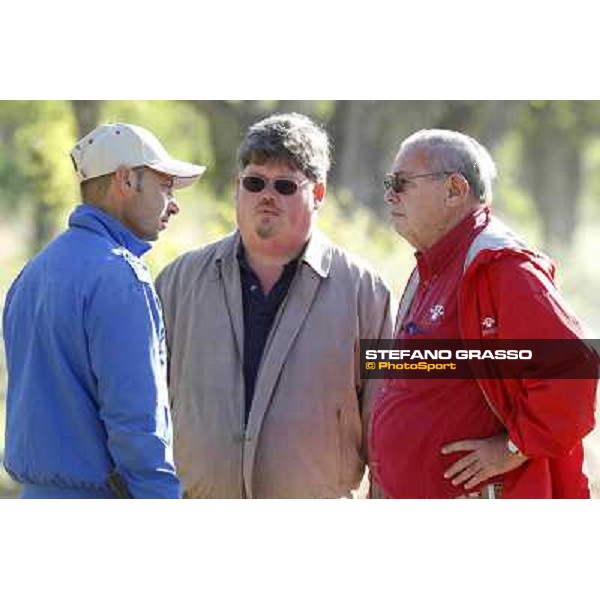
[[68, 204, 151, 257]]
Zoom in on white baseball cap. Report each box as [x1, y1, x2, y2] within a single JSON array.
[[70, 123, 206, 189]]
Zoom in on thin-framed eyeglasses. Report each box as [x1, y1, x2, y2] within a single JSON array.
[[241, 175, 310, 196], [383, 171, 454, 194]]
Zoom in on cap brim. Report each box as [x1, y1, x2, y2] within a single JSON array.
[[147, 158, 207, 189]]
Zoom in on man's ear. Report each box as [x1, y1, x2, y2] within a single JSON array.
[[445, 173, 470, 206], [113, 165, 134, 197], [313, 182, 326, 211]]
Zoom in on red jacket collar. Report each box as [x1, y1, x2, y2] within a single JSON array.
[[415, 207, 490, 283]]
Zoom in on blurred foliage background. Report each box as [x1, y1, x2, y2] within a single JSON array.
[[1, 100, 600, 497]]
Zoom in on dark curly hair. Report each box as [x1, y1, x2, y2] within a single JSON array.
[[237, 113, 331, 182]]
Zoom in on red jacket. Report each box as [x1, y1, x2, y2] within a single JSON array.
[[458, 217, 597, 498]]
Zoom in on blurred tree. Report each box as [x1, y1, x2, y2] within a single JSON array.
[[0, 101, 78, 252], [71, 100, 102, 138], [0, 102, 32, 212], [331, 101, 448, 212], [1, 100, 598, 255], [187, 101, 266, 195], [518, 101, 600, 254]]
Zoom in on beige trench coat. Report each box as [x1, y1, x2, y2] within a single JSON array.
[[156, 230, 392, 498]]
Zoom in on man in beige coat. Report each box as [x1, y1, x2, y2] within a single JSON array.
[[156, 113, 391, 498]]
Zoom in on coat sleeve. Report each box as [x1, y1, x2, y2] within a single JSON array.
[[356, 272, 393, 450], [86, 261, 181, 498], [476, 253, 598, 459], [155, 260, 176, 388]]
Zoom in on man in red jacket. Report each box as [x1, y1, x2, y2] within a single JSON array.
[[368, 129, 598, 498]]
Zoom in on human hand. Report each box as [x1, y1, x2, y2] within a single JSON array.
[[441, 433, 528, 491]]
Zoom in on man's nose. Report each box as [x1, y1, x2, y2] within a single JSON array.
[[167, 198, 180, 215], [384, 189, 399, 204], [259, 189, 277, 203]]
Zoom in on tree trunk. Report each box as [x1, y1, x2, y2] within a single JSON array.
[[521, 104, 581, 256], [71, 101, 102, 138]]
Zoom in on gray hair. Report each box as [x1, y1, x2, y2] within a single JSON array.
[[400, 129, 497, 202], [237, 113, 331, 182]]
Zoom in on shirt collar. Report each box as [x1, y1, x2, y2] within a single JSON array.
[[416, 207, 490, 282], [236, 242, 301, 276], [68, 204, 151, 257]]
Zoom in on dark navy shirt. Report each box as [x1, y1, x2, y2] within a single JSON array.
[[237, 245, 300, 424]]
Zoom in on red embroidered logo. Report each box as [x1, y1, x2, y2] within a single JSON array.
[[481, 316, 497, 335], [429, 304, 445, 322]]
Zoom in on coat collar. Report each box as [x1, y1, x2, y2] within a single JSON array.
[[301, 230, 332, 278], [68, 203, 151, 257]]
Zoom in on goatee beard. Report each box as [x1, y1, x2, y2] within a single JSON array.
[[256, 221, 276, 239]]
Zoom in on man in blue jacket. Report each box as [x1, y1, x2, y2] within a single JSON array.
[[2, 123, 205, 498]]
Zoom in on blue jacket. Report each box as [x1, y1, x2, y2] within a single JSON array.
[[2, 204, 181, 498]]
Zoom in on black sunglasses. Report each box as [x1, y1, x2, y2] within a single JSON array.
[[383, 171, 454, 194], [241, 175, 306, 196]]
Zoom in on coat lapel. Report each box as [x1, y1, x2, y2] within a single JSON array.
[[216, 233, 244, 363]]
